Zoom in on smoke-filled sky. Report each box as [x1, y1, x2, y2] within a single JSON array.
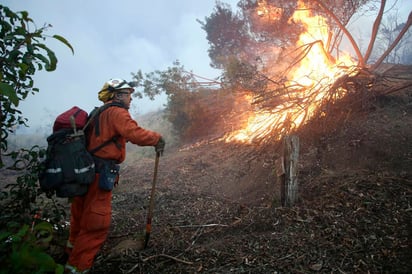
[[2, 0, 238, 129], [2, 0, 411, 130]]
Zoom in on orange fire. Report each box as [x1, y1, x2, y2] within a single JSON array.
[[256, 0, 283, 21], [225, 0, 358, 143]]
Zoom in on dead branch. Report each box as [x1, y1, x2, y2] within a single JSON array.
[[364, 0, 387, 63], [284, 42, 317, 73], [381, 81, 412, 95], [313, 0, 364, 67], [175, 223, 229, 228]]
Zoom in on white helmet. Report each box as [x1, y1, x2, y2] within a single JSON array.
[[98, 78, 134, 102], [102, 78, 133, 92]]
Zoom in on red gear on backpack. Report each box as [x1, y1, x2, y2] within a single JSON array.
[[53, 106, 88, 132]]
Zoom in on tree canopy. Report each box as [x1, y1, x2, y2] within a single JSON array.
[[200, 0, 410, 83], [0, 4, 73, 164]]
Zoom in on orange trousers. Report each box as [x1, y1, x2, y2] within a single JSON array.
[[67, 174, 112, 271]]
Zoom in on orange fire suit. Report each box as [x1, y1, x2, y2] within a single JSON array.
[[67, 102, 161, 271]]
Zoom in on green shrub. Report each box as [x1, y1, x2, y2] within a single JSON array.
[[0, 222, 64, 274]]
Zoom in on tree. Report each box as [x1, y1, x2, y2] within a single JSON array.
[[198, 2, 252, 69], [202, 0, 411, 89], [0, 4, 73, 166], [0, 5, 73, 273], [132, 61, 199, 139], [131, 61, 230, 142], [198, 0, 412, 144], [202, 0, 370, 70]]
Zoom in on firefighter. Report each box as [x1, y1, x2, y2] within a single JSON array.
[[64, 78, 165, 273]]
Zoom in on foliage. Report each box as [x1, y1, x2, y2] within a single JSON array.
[[223, 57, 268, 92], [0, 4, 73, 273], [131, 61, 220, 141], [132, 60, 198, 100], [0, 4, 73, 165], [1, 148, 43, 227], [0, 222, 64, 274], [201, 0, 412, 91], [198, 2, 251, 69], [0, 146, 67, 229]]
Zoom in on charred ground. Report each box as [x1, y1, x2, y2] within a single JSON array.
[[85, 65, 412, 273]]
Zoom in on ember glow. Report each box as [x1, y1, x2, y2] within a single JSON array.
[[225, 1, 358, 143]]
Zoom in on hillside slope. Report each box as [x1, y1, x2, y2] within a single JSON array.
[[91, 66, 412, 273]]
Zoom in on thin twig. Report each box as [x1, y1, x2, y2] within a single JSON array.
[[126, 262, 140, 274], [276, 253, 295, 261], [142, 253, 194, 265], [175, 223, 229, 228]]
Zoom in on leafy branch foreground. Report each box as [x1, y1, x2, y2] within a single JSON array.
[[0, 147, 67, 273], [0, 223, 64, 274], [1, 5, 74, 272]]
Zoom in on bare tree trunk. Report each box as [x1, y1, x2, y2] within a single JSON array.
[[281, 135, 299, 207], [364, 0, 387, 63], [372, 11, 412, 71], [313, 0, 365, 67]]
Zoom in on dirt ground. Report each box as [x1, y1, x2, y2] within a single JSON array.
[[85, 66, 412, 273]]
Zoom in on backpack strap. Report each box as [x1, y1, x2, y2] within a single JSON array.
[[94, 102, 125, 136], [85, 101, 127, 155], [88, 136, 120, 154], [82, 102, 121, 132]]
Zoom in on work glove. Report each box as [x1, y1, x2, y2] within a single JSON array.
[[155, 136, 165, 156]]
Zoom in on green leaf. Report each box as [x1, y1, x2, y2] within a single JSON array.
[[0, 82, 19, 106], [13, 224, 30, 242], [13, 243, 58, 272], [35, 45, 58, 71], [34, 221, 53, 232], [30, 249, 57, 269], [33, 53, 50, 70], [33, 222, 53, 245], [52, 34, 74, 55], [0, 231, 12, 242], [44, 48, 57, 71], [55, 264, 65, 274]]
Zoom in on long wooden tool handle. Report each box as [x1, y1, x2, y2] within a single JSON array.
[[144, 152, 160, 248]]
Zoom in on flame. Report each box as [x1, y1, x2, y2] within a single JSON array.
[[256, 0, 283, 21], [288, 1, 355, 87], [225, 0, 358, 143]]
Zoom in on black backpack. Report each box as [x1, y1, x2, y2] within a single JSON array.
[[39, 102, 125, 198]]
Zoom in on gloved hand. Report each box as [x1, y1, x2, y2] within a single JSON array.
[[155, 137, 165, 155]]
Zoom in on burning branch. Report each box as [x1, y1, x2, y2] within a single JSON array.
[[222, 1, 410, 145], [312, 0, 364, 67], [285, 40, 336, 75]]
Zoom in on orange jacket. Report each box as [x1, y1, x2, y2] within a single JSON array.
[[87, 102, 161, 163]]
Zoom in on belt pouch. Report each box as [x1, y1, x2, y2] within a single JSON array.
[[94, 157, 120, 191]]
